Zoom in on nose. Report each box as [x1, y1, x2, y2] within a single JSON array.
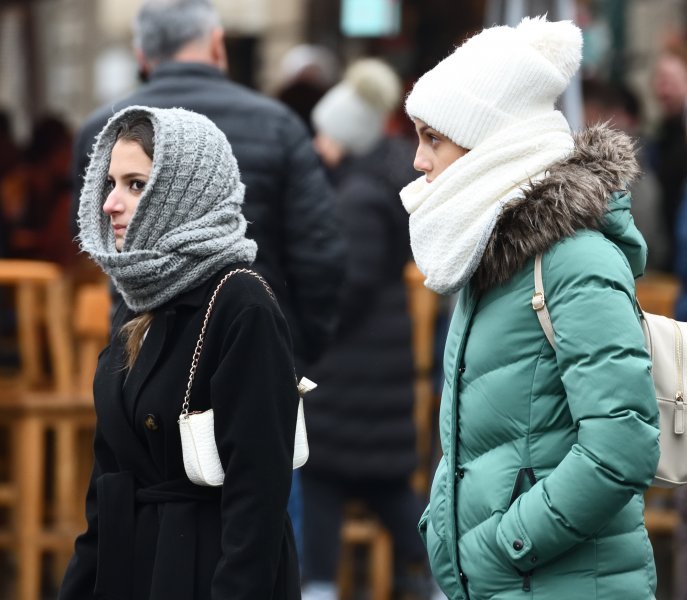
[[413, 146, 430, 174], [102, 188, 122, 216]]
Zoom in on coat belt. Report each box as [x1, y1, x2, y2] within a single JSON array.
[[94, 471, 221, 599]]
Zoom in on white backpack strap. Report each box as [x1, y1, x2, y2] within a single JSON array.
[[532, 253, 556, 349]]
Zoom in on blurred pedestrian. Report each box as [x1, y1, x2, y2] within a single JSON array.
[[59, 106, 300, 600], [4, 115, 77, 266], [402, 16, 659, 599], [0, 110, 20, 259], [582, 78, 669, 271], [650, 43, 687, 267], [301, 58, 428, 600], [275, 44, 340, 135]]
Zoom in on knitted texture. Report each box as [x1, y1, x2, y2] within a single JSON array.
[[312, 58, 401, 156], [78, 105, 257, 312], [400, 112, 574, 294], [405, 16, 582, 150]]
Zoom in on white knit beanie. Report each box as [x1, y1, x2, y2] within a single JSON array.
[[312, 58, 401, 156], [405, 16, 582, 149]]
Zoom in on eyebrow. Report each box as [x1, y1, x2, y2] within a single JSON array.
[[107, 172, 150, 179]]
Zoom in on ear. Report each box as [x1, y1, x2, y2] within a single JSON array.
[[210, 27, 229, 73], [135, 47, 152, 79]]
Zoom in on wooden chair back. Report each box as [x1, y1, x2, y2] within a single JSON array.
[[635, 272, 679, 318], [72, 282, 111, 394], [403, 262, 440, 496], [0, 259, 74, 393]]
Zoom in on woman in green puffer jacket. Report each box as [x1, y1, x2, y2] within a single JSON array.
[[400, 15, 660, 600]]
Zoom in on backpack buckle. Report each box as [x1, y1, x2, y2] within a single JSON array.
[[532, 292, 546, 311]]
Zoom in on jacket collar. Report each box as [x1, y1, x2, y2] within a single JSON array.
[[473, 124, 640, 291], [149, 60, 227, 82]]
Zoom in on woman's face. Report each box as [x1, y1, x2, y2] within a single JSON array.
[[103, 139, 152, 251], [412, 118, 468, 183]]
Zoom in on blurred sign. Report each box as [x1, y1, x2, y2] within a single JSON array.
[[340, 0, 401, 37]]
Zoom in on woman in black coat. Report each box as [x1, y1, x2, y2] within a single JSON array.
[[59, 106, 301, 600]]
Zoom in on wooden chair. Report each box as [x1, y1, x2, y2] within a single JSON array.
[[635, 273, 681, 540], [0, 392, 95, 600], [0, 259, 74, 393], [635, 271, 680, 317], [0, 261, 103, 599], [338, 262, 440, 600]]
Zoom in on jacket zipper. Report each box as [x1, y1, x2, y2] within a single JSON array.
[[522, 571, 532, 592]]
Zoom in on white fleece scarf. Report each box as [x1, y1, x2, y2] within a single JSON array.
[[400, 111, 574, 295]]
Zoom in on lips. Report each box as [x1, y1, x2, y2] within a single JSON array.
[[112, 224, 126, 234]]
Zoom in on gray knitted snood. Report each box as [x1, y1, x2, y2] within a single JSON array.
[[78, 106, 257, 312]]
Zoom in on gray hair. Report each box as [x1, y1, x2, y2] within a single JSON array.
[[133, 0, 221, 63]]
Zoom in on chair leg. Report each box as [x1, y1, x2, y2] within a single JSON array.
[[370, 528, 393, 600], [338, 540, 354, 600], [15, 416, 44, 600], [53, 421, 78, 582]]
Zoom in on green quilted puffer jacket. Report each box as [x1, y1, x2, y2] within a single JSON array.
[[420, 125, 660, 600]]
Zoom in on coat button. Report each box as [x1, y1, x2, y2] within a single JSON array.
[[531, 556, 538, 564], [144, 414, 159, 431], [512, 539, 524, 551], [458, 366, 466, 374], [458, 469, 465, 479]]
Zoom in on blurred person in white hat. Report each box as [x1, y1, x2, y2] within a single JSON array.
[[402, 15, 659, 599], [302, 59, 433, 600]]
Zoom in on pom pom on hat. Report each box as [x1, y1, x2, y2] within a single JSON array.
[[405, 15, 582, 149], [312, 58, 401, 156], [516, 16, 582, 80]]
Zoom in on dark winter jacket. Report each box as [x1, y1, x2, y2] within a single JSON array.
[[650, 113, 687, 267], [303, 138, 418, 481], [72, 62, 345, 366], [58, 266, 301, 600], [423, 125, 660, 600]]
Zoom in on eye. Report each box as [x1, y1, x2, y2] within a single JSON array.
[[105, 177, 115, 192], [130, 179, 147, 192], [428, 133, 441, 147]]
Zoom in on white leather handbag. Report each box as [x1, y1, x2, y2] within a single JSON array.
[[178, 268, 313, 487]]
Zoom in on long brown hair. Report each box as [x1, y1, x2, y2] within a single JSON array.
[[114, 115, 156, 369]]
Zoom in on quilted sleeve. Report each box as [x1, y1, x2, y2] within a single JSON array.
[[496, 233, 660, 572]]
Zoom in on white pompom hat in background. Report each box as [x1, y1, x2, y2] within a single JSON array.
[[405, 15, 583, 150], [312, 58, 402, 156]]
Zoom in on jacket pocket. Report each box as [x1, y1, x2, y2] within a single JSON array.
[[507, 467, 537, 592], [507, 467, 537, 508]]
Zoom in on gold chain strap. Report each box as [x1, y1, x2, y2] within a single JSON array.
[[180, 268, 275, 417]]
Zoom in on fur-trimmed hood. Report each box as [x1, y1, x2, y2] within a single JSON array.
[[474, 124, 643, 291]]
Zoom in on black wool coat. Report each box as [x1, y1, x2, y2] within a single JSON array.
[[72, 62, 345, 367], [59, 266, 301, 600]]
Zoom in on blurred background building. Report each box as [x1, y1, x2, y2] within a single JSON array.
[[0, 0, 685, 138]]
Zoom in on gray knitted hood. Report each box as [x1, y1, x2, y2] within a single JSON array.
[[78, 105, 257, 312]]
